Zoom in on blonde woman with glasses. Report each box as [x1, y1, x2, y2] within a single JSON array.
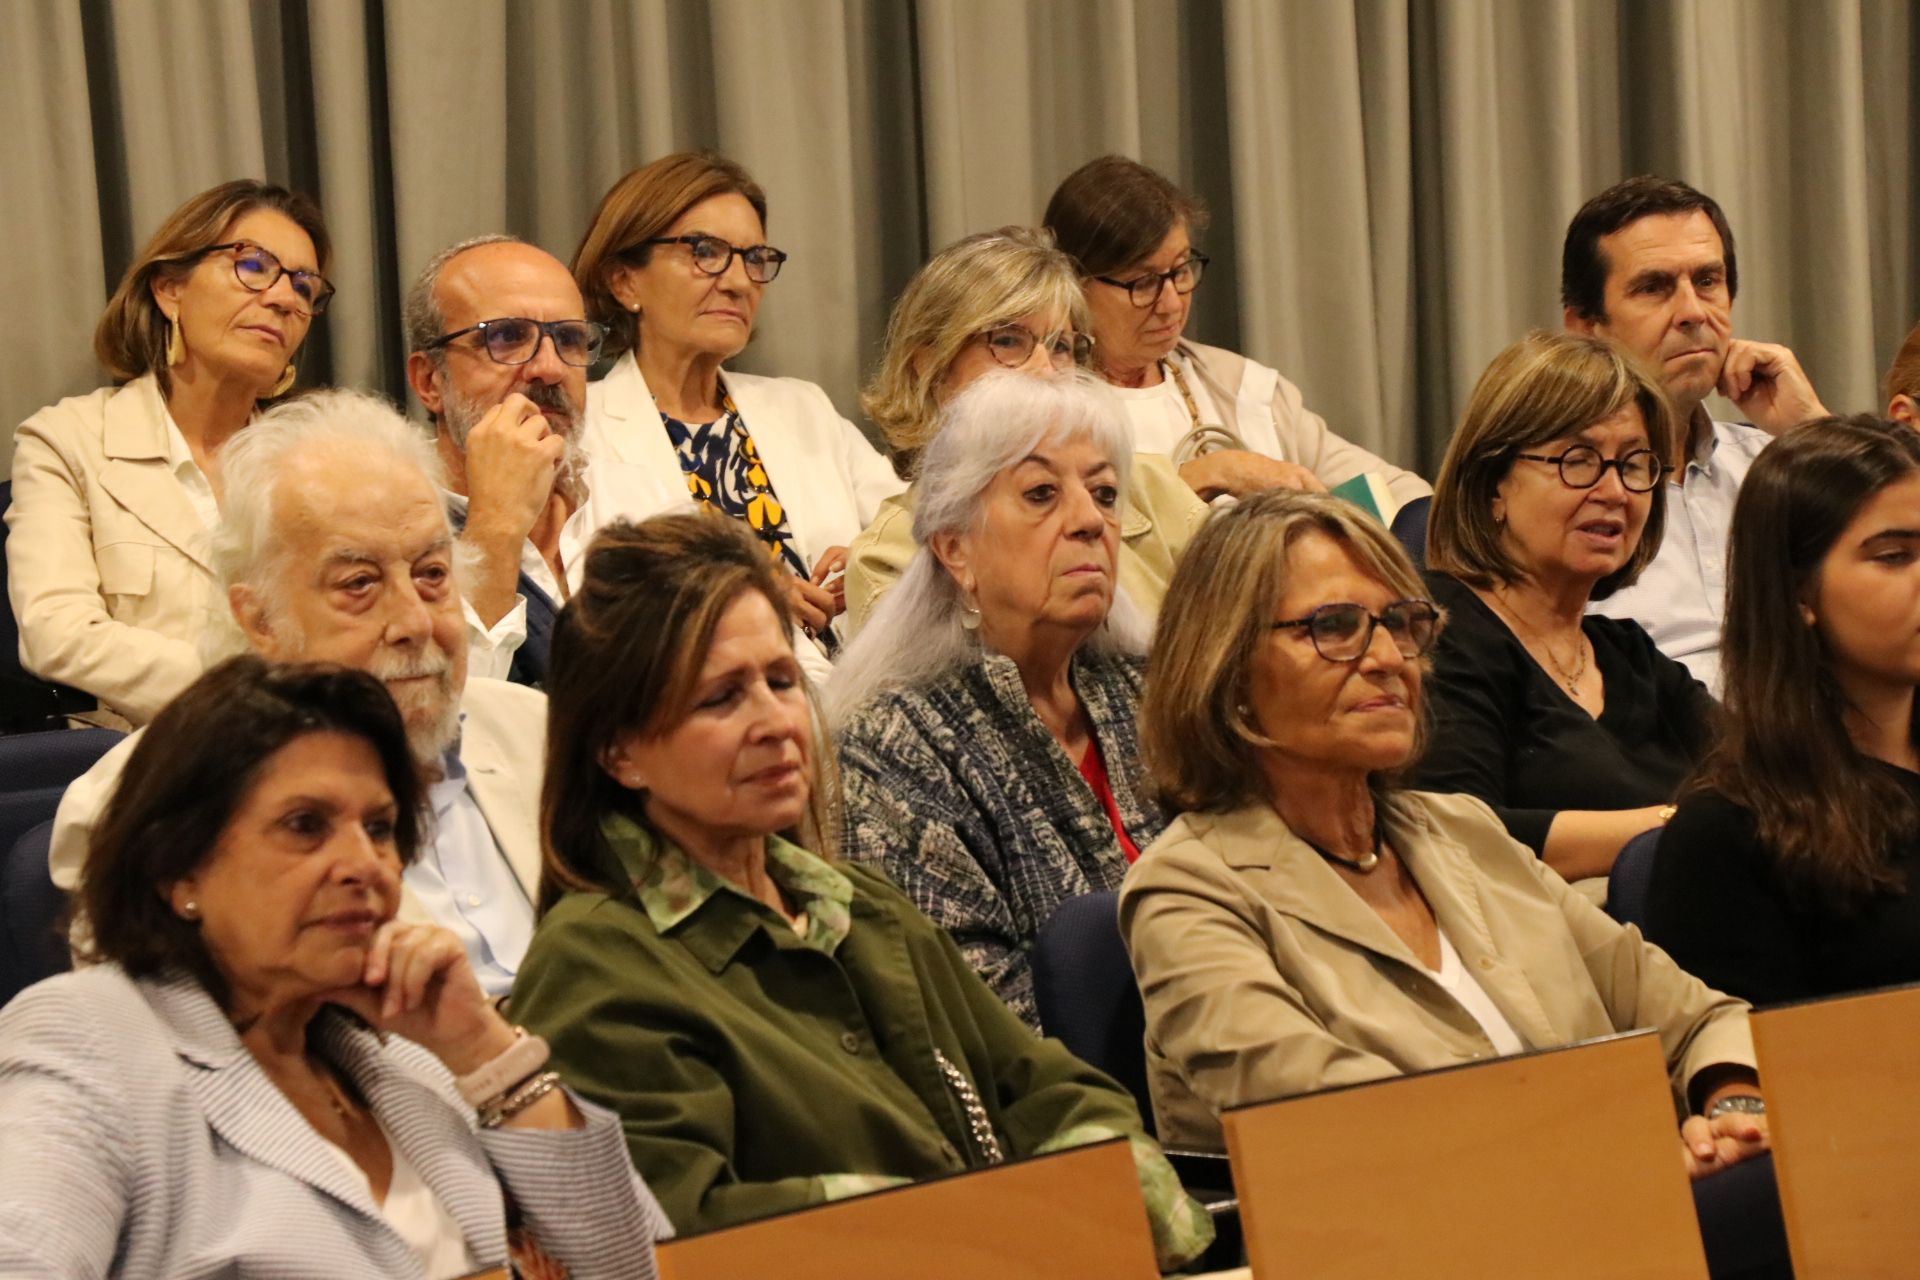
[[846, 225, 1208, 633]]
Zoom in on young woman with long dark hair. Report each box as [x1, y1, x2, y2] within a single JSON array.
[[1646, 415, 1920, 1005]]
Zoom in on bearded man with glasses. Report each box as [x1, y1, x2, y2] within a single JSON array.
[[404, 235, 625, 687]]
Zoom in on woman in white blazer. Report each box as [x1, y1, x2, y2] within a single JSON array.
[[1044, 156, 1430, 514], [7, 180, 334, 724], [571, 151, 903, 670], [0, 657, 667, 1278]]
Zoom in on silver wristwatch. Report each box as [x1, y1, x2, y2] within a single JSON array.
[[1705, 1094, 1767, 1120]]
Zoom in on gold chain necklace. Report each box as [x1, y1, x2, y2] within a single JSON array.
[[1491, 592, 1590, 695]]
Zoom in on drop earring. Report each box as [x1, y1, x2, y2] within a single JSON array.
[[269, 363, 296, 397], [167, 317, 186, 367]]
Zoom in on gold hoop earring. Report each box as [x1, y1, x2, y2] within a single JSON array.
[[268, 363, 297, 397], [167, 318, 186, 367]]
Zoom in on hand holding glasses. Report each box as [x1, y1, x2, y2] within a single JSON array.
[[978, 323, 1095, 371], [424, 317, 606, 367], [192, 241, 335, 315], [1095, 252, 1210, 308], [1512, 445, 1665, 492], [1273, 599, 1441, 663], [642, 234, 789, 283]]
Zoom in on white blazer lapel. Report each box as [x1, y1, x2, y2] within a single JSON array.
[[96, 378, 215, 572], [584, 353, 681, 477], [721, 369, 834, 567], [457, 700, 545, 902]]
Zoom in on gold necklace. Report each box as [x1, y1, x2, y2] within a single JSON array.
[[1491, 592, 1590, 695]]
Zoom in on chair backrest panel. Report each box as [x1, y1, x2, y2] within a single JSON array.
[[1222, 1030, 1708, 1279], [656, 1138, 1158, 1280], [1752, 983, 1920, 1277]]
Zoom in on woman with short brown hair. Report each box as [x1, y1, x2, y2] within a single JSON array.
[[1410, 331, 1712, 887], [7, 179, 332, 723], [1044, 155, 1429, 511], [570, 151, 901, 668]]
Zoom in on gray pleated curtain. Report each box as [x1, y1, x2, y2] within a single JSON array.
[[4, 0, 1917, 477]]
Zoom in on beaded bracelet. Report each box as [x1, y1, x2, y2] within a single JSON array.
[[479, 1070, 564, 1129]]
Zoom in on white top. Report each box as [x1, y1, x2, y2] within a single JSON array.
[[1586, 417, 1771, 695], [404, 737, 535, 996], [1427, 930, 1528, 1057], [160, 410, 219, 552], [1109, 361, 1225, 457], [317, 1129, 478, 1280]]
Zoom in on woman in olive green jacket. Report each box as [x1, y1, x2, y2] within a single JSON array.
[[508, 511, 1211, 1272]]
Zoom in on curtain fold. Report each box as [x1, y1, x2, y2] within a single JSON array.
[[4, 0, 1915, 477]]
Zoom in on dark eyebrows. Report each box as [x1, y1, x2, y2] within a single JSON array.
[[1861, 528, 1920, 545]]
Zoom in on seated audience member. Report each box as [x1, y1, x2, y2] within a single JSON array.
[[829, 372, 1158, 1026], [1887, 319, 1920, 427], [53, 390, 545, 997], [1410, 332, 1713, 885], [1044, 155, 1429, 510], [847, 226, 1207, 631], [403, 235, 616, 687], [507, 513, 1211, 1270], [1121, 489, 1765, 1175], [7, 180, 330, 724], [1648, 417, 1920, 1005], [1563, 176, 1828, 691], [0, 657, 667, 1278], [572, 150, 903, 669]]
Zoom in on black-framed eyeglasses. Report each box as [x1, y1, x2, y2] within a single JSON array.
[[423, 317, 606, 367], [1094, 252, 1210, 308], [641, 234, 789, 283], [1272, 599, 1441, 662], [977, 324, 1095, 371], [1512, 445, 1665, 493], [192, 241, 335, 315]]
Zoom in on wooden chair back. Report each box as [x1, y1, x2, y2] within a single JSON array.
[[1221, 1030, 1708, 1279], [1751, 981, 1920, 1278], [657, 1137, 1160, 1280]]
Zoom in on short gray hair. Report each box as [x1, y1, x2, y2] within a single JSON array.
[[402, 233, 525, 359], [213, 388, 448, 599], [826, 369, 1144, 723]]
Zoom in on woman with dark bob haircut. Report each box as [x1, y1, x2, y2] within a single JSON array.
[[0, 656, 666, 1278], [508, 512, 1213, 1271], [1648, 416, 1920, 1005], [8, 180, 333, 725]]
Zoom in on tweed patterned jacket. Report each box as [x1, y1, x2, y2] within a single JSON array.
[[0, 964, 670, 1279], [837, 648, 1166, 1027]]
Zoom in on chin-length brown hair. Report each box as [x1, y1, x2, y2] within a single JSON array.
[[571, 151, 768, 363], [1427, 330, 1677, 602], [1142, 489, 1442, 814], [94, 179, 331, 397], [79, 657, 422, 1009], [537, 512, 837, 915], [1697, 414, 1920, 905]]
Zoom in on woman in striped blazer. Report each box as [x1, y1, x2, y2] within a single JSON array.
[[0, 657, 668, 1278]]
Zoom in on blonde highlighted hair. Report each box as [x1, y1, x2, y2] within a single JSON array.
[[94, 179, 329, 396], [860, 226, 1088, 472], [1427, 330, 1677, 600], [1142, 489, 1439, 814]]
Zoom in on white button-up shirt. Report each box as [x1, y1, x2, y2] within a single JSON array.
[[1587, 417, 1771, 695], [403, 739, 534, 996]]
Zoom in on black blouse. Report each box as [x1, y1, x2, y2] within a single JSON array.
[[1645, 772, 1920, 1007], [1409, 572, 1715, 855]]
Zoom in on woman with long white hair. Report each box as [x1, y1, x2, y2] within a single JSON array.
[[830, 370, 1155, 1028]]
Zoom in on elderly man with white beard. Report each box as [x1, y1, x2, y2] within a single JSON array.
[[50, 389, 546, 996], [403, 234, 625, 688]]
